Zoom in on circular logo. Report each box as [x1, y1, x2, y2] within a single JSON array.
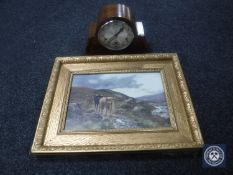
[[204, 146, 224, 166]]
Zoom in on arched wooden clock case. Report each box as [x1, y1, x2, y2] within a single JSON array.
[[85, 4, 151, 55]]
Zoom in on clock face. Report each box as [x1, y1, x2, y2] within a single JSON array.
[[97, 20, 135, 50]]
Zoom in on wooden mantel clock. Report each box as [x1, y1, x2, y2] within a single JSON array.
[[85, 4, 151, 55]]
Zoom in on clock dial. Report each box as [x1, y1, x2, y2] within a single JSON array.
[[98, 20, 134, 50]]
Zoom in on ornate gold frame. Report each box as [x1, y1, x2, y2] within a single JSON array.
[[31, 53, 203, 154]]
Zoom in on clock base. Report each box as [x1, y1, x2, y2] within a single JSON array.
[[85, 22, 151, 55]]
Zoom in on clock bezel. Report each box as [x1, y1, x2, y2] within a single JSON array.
[[97, 19, 135, 51]]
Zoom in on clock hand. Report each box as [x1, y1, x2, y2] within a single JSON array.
[[108, 27, 124, 43], [115, 27, 124, 36]]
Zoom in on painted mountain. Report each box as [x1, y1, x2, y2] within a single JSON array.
[[136, 93, 166, 103], [65, 87, 170, 130]]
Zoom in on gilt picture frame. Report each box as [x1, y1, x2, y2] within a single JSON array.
[[31, 53, 203, 154]]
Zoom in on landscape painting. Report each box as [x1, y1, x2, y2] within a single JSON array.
[[64, 72, 171, 131]]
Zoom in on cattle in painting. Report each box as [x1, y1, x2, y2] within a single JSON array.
[[99, 97, 115, 117], [94, 94, 103, 111]]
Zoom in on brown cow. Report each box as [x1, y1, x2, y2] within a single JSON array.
[[99, 97, 115, 117]]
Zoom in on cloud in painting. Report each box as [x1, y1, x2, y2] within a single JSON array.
[[72, 74, 142, 89], [72, 73, 164, 98]]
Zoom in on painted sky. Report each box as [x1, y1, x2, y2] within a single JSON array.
[[72, 72, 164, 98]]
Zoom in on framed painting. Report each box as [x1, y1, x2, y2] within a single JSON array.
[[31, 53, 203, 154]]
